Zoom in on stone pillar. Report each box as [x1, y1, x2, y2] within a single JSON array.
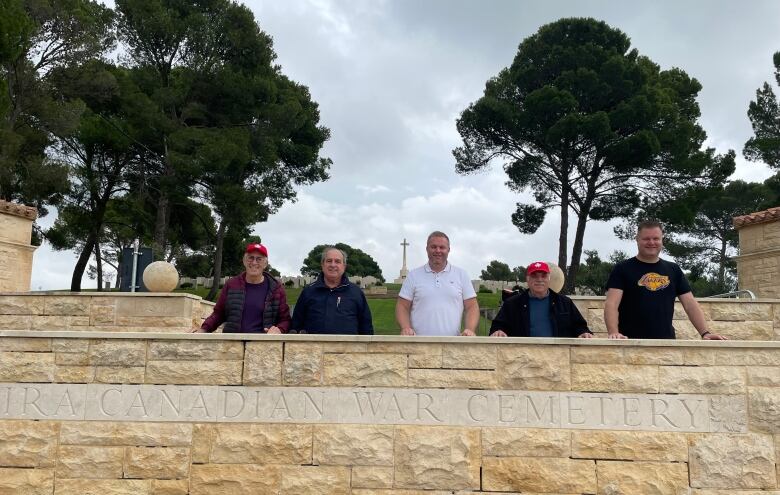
[[733, 206, 780, 298], [0, 200, 38, 292]]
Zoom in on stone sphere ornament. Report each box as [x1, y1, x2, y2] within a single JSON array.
[[547, 262, 565, 293], [142, 261, 179, 292]]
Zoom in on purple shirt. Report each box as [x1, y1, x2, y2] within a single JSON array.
[[241, 278, 269, 333]]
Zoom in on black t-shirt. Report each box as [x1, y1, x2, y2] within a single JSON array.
[[606, 257, 691, 339]]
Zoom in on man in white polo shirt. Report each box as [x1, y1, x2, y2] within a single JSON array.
[[395, 231, 479, 336]]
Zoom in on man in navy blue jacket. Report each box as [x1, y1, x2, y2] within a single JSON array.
[[291, 246, 374, 335]]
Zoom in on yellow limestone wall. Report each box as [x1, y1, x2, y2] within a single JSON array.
[[2, 331, 780, 494], [737, 220, 780, 299], [0, 201, 37, 292], [1, 292, 779, 340]]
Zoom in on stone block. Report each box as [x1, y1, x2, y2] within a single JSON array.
[[243, 341, 282, 386], [709, 395, 748, 433], [659, 366, 745, 394], [279, 466, 350, 494], [53, 479, 152, 495], [683, 348, 716, 366], [115, 316, 193, 328], [482, 457, 596, 493], [90, 303, 116, 325], [55, 445, 124, 479], [369, 342, 442, 369], [151, 479, 189, 495], [0, 467, 54, 494], [52, 339, 90, 353], [482, 428, 570, 457], [322, 353, 406, 387], [209, 424, 312, 464], [55, 365, 95, 383], [115, 296, 191, 318], [284, 343, 322, 386], [0, 314, 32, 329], [750, 367, 780, 387], [624, 348, 684, 365], [88, 340, 146, 366], [586, 308, 606, 332], [408, 369, 495, 389], [190, 464, 281, 495], [571, 364, 658, 393], [441, 344, 496, 369], [0, 351, 55, 382], [570, 346, 624, 364], [0, 295, 43, 315], [56, 352, 90, 365], [31, 315, 73, 331], [145, 360, 242, 385], [124, 447, 190, 479], [351, 466, 394, 488], [94, 366, 145, 384], [0, 337, 51, 352], [571, 431, 687, 461], [0, 421, 59, 468], [320, 342, 369, 353], [689, 433, 776, 488], [44, 296, 90, 316], [710, 302, 773, 321], [313, 425, 393, 466], [713, 349, 780, 366], [710, 320, 774, 340], [597, 460, 689, 495], [191, 424, 214, 464], [148, 341, 243, 360], [59, 422, 192, 446], [749, 387, 780, 433], [393, 426, 480, 490], [497, 346, 571, 391]]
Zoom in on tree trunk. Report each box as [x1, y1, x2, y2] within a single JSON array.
[[565, 211, 590, 294], [717, 239, 728, 290], [153, 137, 173, 260], [206, 220, 227, 301], [95, 240, 103, 291], [557, 188, 569, 270], [71, 234, 97, 292]]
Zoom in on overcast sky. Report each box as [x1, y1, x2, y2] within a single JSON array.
[[31, 0, 780, 289]]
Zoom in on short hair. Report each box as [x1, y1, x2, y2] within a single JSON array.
[[637, 220, 664, 237], [320, 246, 347, 264], [426, 231, 450, 244]]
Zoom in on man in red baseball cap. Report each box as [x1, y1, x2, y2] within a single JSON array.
[[490, 261, 592, 338], [194, 242, 290, 334]]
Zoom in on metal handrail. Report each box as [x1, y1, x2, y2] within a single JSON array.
[[704, 289, 756, 299]]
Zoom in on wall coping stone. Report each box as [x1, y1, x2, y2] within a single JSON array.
[[0, 291, 203, 299], [1, 329, 779, 348]]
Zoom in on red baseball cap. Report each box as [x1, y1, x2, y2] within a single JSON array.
[[526, 261, 550, 275], [245, 243, 268, 257]]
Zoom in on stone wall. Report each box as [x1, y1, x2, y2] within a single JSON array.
[[573, 296, 780, 340], [1, 333, 779, 493], [734, 206, 780, 298], [0, 200, 37, 292], [2, 292, 780, 340], [0, 293, 213, 333]]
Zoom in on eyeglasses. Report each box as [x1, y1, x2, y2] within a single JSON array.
[[246, 256, 267, 263]]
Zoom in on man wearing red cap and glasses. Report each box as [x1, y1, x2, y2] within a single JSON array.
[[194, 243, 290, 334], [490, 261, 591, 338]]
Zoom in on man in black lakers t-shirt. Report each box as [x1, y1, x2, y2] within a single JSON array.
[[604, 220, 726, 340]]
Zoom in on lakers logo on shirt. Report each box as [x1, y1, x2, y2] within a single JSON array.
[[637, 272, 670, 291]]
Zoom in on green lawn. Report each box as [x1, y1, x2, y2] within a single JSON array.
[[180, 285, 500, 336]]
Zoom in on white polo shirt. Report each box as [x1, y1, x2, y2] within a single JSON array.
[[398, 262, 477, 336]]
